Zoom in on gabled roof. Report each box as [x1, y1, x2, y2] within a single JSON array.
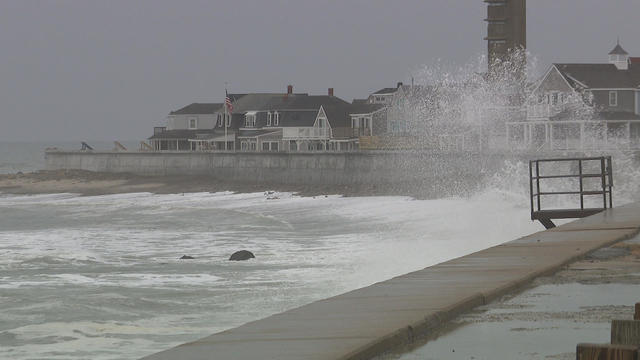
[[262, 94, 351, 111], [609, 43, 629, 55], [372, 88, 398, 95], [277, 110, 318, 127], [349, 103, 386, 115], [170, 103, 223, 115], [227, 93, 248, 102], [231, 93, 288, 113], [554, 63, 640, 89]]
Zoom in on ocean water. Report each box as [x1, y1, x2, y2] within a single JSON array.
[[1, 142, 639, 359], [0, 189, 544, 360]]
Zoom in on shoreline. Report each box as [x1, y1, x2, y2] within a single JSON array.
[[0, 170, 433, 198]]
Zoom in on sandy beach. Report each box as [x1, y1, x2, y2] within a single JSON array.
[[0, 170, 389, 197]]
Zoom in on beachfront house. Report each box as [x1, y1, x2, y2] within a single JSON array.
[[148, 86, 361, 152], [149, 103, 223, 151], [233, 86, 358, 152], [507, 41, 640, 150]]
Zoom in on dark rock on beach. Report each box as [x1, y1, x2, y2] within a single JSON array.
[[229, 250, 255, 261], [179, 255, 195, 260]]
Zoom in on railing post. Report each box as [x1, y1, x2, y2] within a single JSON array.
[[535, 160, 541, 212], [601, 157, 607, 209], [529, 160, 534, 219], [578, 159, 584, 209], [608, 156, 613, 209]]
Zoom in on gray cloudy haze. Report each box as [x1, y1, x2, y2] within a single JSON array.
[[1, 0, 639, 142]]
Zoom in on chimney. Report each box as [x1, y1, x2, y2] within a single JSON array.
[[287, 85, 293, 94], [397, 82, 403, 88], [328, 88, 334, 96]]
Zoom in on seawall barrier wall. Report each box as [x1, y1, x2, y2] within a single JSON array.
[[45, 151, 522, 186], [45, 150, 640, 193]]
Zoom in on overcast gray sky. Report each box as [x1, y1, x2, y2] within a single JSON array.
[[1, 0, 638, 142]]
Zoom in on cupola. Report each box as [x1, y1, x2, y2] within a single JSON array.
[[609, 40, 629, 70]]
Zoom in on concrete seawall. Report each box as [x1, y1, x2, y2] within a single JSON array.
[[46, 151, 575, 191], [139, 202, 640, 360]]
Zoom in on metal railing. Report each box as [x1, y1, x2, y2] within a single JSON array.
[[529, 156, 613, 228]]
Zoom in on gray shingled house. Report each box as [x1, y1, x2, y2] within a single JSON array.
[[148, 86, 365, 152], [508, 41, 640, 150], [148, 103, 223, 151]]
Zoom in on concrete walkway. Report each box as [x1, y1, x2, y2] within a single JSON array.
[[141, 202, 640, 360]]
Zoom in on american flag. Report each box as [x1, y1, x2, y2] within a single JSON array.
[[225, 91, 233, 114]]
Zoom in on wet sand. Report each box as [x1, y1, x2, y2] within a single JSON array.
[[0, 170, 385, 197], [0, 169, 472, 198], [384, 235, 640, 360]]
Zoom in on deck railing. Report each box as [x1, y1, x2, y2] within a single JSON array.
[[529, 156, 613, 229]]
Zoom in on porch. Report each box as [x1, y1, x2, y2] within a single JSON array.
[[506, 120, 640, 150]]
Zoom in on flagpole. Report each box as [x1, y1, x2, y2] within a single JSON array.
[[224, 84, 228, 151]]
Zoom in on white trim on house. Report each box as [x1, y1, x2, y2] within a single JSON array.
[[609, 91, 618, 107], [244, 111, 257, 127], [349, 107, 386, 117], [563, 74, 589, 89], [188, 117, 198, 129], [314, 106, 332, 131], [528, 65, 577, 101]]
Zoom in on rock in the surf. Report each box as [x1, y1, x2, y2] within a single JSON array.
[[180, 255, 195, 260], [229, 250, 255, 261]]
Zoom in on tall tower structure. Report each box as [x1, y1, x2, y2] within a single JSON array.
[[484, 0, 526, 72]]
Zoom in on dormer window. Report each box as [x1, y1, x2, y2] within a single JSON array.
[[609, 91, 618, 107], [245, 112, 256, 127], [217, 114, 222, 127], [274, 111, 279, 126], [267, 112, 272, 126]]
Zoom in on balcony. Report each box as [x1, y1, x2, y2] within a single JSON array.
[[282, 127, 330, 140]]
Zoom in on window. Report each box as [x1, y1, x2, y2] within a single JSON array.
[[262, 142, 270, 151], [290, 140, 297, 151], [188, 117, 197, 129], [274, 111, 279, 126], [271, 142, 279, 152], [245, 113, 256, 127], [226, 114, 230, 127], [551, 93, 558, 106], [267, 112, 272, 126], [217, 114, 222, 127], [609, 91, 618, 107]]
